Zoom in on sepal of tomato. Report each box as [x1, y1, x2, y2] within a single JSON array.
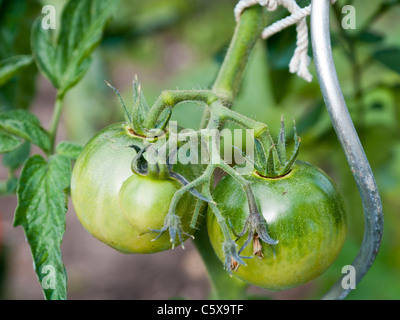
[[207, 160, 347, 290]]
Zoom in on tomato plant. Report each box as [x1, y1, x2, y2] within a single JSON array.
[[0, 0, 391, 301]]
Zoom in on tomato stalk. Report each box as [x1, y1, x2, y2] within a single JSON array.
[[199, 5, 264, 129], [193, 6, 270, 298], [211, 5, 264, 106], [139, 5, 283, 299], [153, 129, 250, 269], [142, 90, 217, 130], [193, 218, 248, 300], [152, 104, 278, 274], [48, 93, 65, 155], [140, 5, 275, 298]]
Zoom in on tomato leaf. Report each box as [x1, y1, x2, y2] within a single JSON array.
[[13, 154, 71, 300], [0, 55, 33, 87], [31, 0, 120, 96], [0, 110, 50, 153], [0, 132, 22, 153], [56, 141, 83, 160], [30, 19, 59, 88], [373, 47, 400, 74]]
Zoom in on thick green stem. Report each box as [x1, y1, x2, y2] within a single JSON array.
[[48, 94, 65, 155], [211, 102, 267, 134], [209, 102, 277, 162], [143, 90, 217, 130], [212, 6, 264, 106]]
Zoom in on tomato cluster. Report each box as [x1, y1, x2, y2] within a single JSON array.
[[71, 118, 347, 291]]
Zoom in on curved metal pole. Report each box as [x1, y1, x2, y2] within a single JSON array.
[[310, 0, 384, 300]]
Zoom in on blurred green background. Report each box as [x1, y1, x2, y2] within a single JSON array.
[[0, 0, 399, 299]]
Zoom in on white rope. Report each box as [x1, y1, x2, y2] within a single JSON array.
[[234, 0, 338, 82], [261, 5, 311, 39]]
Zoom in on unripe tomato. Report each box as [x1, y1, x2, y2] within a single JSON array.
[[71, 123, 198, 254], [207, 160, 347, 290]]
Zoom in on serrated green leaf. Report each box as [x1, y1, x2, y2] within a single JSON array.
[[373, 48, 400, 74], [13, 154, 71, 300], [31, 19, 59, 88], [2, 140, 30, 170], [0, 55, 33, 87], [31, 0, 121, 96], [0, 110, 50, 153], [0, 131, 22, 152], [56, 141, 83, 160]]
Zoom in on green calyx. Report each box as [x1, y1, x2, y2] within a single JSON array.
[[106, 76, 171, 137], [129, 141, 212, 205], [253, 116, 301, 178]]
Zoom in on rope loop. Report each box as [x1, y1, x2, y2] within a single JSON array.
[[234, 0, 338, 82]]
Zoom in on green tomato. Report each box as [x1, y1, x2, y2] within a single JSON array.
[[71, 123, 198, 254], [207, 160, 347, 291]]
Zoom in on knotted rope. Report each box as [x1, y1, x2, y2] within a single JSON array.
[[235, 0, 338, 82]]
